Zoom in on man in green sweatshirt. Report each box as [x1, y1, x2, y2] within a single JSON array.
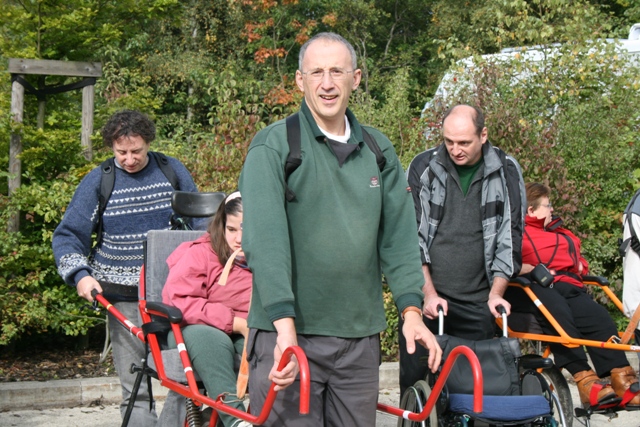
[[239, 32, 442, 426]]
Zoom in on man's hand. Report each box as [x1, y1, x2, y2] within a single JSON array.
[[488, 276, 510, 317], [270, 318, 299, 391], [488, 293, 510, 317], [421, 264, 447, 319], [402, 310, 442, 373], [77, 276, 102, 302], [423, 295, 448, 319]]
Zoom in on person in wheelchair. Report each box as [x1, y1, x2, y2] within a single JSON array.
[[162, 192, 252, 427], [506, 182, 640, 409]]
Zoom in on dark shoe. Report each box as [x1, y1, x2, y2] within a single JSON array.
[[610, 366, 640, 409], [573, 370, 619, 408]]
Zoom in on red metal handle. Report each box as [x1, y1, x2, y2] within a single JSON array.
[[377, 345, 483, 421], [207, 345, 311, 425], [94, 292, 311, 425], [94, 293, 145, 342]]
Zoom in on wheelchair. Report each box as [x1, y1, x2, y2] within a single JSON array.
[[92, 191, 311, 427], [503, 276, 640, 426], [396, 307, 568, 427]]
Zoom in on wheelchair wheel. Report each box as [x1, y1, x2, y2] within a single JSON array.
[[397, 380, 438, 427], [520, 355, 573, 427]]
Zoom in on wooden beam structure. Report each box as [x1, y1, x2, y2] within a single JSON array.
[[8, 58, 102, 78], [6, 58, 102, 232]]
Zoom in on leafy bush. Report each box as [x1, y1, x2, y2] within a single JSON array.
[[0, 170, 105, 345], [381, 285, 399, 359]]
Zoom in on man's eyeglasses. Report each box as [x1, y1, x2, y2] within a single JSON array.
[[302, 68, 353, 81]]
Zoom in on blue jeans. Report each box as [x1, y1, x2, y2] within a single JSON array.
[[109, 301, 158, 427]]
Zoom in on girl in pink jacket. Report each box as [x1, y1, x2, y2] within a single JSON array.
[[162, 192, 252, 427]]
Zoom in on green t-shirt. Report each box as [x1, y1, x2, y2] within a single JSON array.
[[455, 158, 483, 196]]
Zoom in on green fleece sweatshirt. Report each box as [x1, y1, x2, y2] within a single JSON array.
[[239, 101, 424, 338]]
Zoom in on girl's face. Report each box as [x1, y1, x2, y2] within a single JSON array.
[[225, 213, 243, 256], [528, 196, 553, 227]]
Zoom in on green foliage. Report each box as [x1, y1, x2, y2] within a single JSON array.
[[0, 173, 104, 345], [381, 285, 399, 359], [183, 66, 298, 193], [351, 67, 426, 166], [427, 0, 618, 65]]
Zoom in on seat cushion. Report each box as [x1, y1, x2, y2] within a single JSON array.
[[448, 393, 550, 421]]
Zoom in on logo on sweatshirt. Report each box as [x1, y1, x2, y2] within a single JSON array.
[[370, 176, 380, 188]]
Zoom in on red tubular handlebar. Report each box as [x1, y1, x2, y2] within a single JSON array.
[[93, 293, 145, 342], [377, 345, 483, 421], [93, 291, 311, 425], [207, 345, 311, 426]]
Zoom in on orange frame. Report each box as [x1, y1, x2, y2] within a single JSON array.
[[499, 277, 640, 356]]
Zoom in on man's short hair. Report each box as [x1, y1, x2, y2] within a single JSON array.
[[298, 32, 357, 71], [101, 110, 156, 148], [442, 105, 485, 136]]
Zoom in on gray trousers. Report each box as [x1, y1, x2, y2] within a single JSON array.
[[109, 301, 158, 427], [248, 330, 380, 427]]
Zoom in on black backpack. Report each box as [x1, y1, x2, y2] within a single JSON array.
[[284, 113, 386, 202], [96, 151, 179, 245]]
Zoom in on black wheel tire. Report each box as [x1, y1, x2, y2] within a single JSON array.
[[520, 354, 573, 427], [397, 380, 439, 427]]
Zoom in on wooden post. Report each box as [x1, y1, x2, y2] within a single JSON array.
[[9, 75, 25, 233], [37, 100, 45, 129], [37, 76, 45, 130], [82, 84, 94, 161]]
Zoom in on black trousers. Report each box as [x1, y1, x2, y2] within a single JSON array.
[[505, 281, 629, 377], [398, 297, 495, 396]]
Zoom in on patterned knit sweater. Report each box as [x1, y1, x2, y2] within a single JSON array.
[[52, 154, 198, 289]]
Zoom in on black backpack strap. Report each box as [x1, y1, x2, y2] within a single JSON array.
[[497, 146, 524, 278], [425, 149, 442, 223], [629, 222, 640, 255], [495, 146, 523, 221], [149, 151, 180, 190], [96, 158, 116, 246], [285, 114, 303, 202], [284, 115, 385, 203], [362, 127, 387, 172]]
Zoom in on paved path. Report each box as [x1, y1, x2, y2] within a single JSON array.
[[1, 359, 639, 426], [1, 384, 638, 426]]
